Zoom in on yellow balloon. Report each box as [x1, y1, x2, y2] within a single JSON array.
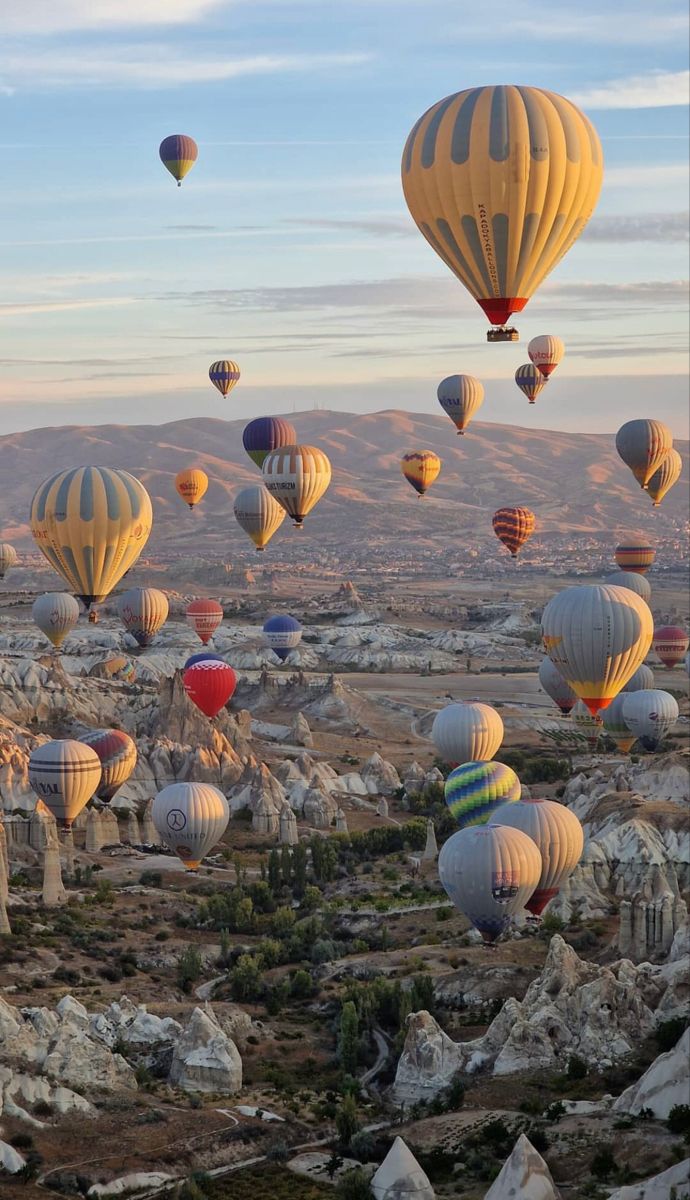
[[175, 468, 209, 509], [30, 467, 152, 608], [402, 85, 603, 337], [401, 450, 441, 496], [233, 485, 286, 550], [646, 448, 682, 508], [262, 445, 331, 529]]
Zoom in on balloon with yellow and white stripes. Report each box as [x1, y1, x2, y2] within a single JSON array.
[[209, 360, 240, 398], [30, 466, 152, 609], [515, 363, 547, 404], [262, 445, 332, 528]]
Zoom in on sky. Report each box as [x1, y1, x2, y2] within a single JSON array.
[[0, 0, 688, 436]]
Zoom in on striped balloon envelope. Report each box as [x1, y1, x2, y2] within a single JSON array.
[[514, 363, 547, 404], [437, 374, 484, 435], [242, 417, 297, 468], [401, 450, 441, 496], [646, 449, 682, 508], [615, 419, 673, 489], [492, 506, 536, 557], [621, 664, 655, 693], [601, 693, 637, 753], [118, 587, 169, 648], [159, 134, 198, 186], [233, 485, 286, 550], [489, 797, 583, 916], [439, 824, 542, 943], [444, 761, 521, 829], [152, 782, 229, 870], [30, 467, 152, 608], [32, 592, 80, 649], [183, 659, 237, 718], [89, 655, 136, 683], [79, 729, 137, 803], [0, 543, 17, 579], [603, 571, 651, 605], [209, 360, 240, 397], [262, 445, 332, 528], [401, 85, 603, 337], [28, 739, 102, 829], [614, 537, 655, 574]]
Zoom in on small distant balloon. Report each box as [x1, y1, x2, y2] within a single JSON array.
[[186, 599, 223, 645], [514, 364, 547, 404], [528, 335, 564, 378], [262, 445, 331, 529], [489, 797, 583, 916], [159, 134, 198, 186], [572, 699, 603, 748], [28, 739, 102, 829], [233, 485, 286, 551], [492, 507, 535, 558], [209, 360, 240, 398], [401, 451, 441, 496], [614, 537, 655, 575], [603, 571, 651, 605], [622, 689, 679, 751], [263, 615, 303, 662], [118, 587, 169, 649], [0, 543, 18, 579], [431, 702, 504, 765], [538, 658, 577, 717], [444, 761, 521, 829], [79, 729, 137, 804], [646, 449, 682, 508], [152, 782, 229, 870], [653, 625, 689, 669], [183, 659, 237, 718], [438, 824, 542, 943], [621, 664, 655, 694], [32, 593, 80, 649], [243, 417, 297, 469], [602, 694, 637, 754], [175, 469, 208, 510], [437, 375, 484, 435]]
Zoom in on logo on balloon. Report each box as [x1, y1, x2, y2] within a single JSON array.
[[166, 809, 187, 832], [491, 872, 519, 904]]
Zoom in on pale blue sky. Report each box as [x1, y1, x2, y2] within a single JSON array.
[[0, 0, 688, 435]]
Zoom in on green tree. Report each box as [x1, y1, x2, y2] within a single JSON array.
[[292, 843, 308, 893], [270, 905, 296, 937], [280, 844, 293, 886], [268, 849, 282, 893], [335, 1093, 360, 1148], [335, 1168, 371, 1199], [290, 969, 314, 999], [177, 945, 202, 994], [339, 1001, 360, 1077], [230, 954, 262, 1002]]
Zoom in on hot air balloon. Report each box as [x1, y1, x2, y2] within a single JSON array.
[[184, 651, 224, 670], [401, 451, 441, 497], [28, 739, 102, 829], [538, 658, 577, 717], [30, 467, 152, 609], [653, 625, 689, 669], [541, 584, 653, 715], [622, 689, 679, 751], [431, 702, 504, 765], [647, 449, 682, 508], [489, 798, 583, 915], [615, 420, 673, 490], [175, 469, 208, 510], [438, 824, 542, 943], [183, 659, 237, 718], [89, 655, 136, 683], [263, 615, 303, 662], [437, 375, 484, 435], [572, 699, 603, 748], [243, 417, 298, 468], [401, 85, 603, 341], [601, 694, 637, 754], [152, 782, 229, 870], [603, 571, 651, 605], [233, 485, 286, 551], [186, 599, 223, 645], [0, 543, 18, 579], [514, 364, 547, 404], [444, 761, 521, 829], [32, 593, 80, 649], [209, 360, 240, 398], [262, 445, 332, 529], [614, 538, 655, 575], [621, 664, 655, 693], [79, 729, 137, 803], [492, 507, 535, 558], [159, 135, 198, 186], [528, 335, 564, 378], [118, 587, 169, 648]]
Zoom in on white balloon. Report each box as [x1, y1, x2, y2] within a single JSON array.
[[603, 571, 651, 605], [32, 592, 80, 649], [152, 782, 229, 869], [438, 824, 542, 943], [28, 739, 102, 828], [431, 702, 503, 764], [622, 689, 679, 750], [489, 798, 583, 915]]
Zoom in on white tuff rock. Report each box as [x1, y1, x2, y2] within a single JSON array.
[[483, 1133, 561, 1200], [613, 1028, 690, 1118], [168, 1005, 242, 1095], [370, 1136, 435, 1200], [605, 1158, 690, 1200]]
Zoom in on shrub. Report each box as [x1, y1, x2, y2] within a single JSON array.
[[590, 1146, 617, 1179], [177, 945, 203, 993], [667, 1105, 690, 1139], [655, 1017, 689, 1053], [567, 1054, 588, 1080], [336, 1169, 373, 1199], [140, 871, 163, 887]]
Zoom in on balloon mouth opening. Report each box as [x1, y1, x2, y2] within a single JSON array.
[[528, 399, 535, 405], [479, 297, 528, 326], [525, 889, 558, 916]]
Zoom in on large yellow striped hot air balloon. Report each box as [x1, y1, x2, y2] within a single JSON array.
[[541, 583, 653, 716], [262, 445, 332, 528], [646, 449, 682, 507], [30, 467, 152, 609], [401, 85, 603, 340], [401, 450, 441, 496]]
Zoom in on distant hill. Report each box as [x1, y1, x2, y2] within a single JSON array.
[[1, 410, 687, 556]]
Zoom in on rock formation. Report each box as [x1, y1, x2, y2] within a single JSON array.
[[402, 761, 426, 798], [0, 893, 10, 935], [362, 752, 402, 796], [422, 819, 438, 862], [126, 811, 141, 845], [605, 1159, 690, 1200], [618, 872, 688, 962], [613, 1028, 690, 1118], [394, 937, 672, 1102], [335, 808, 348, 834], [42, 840, 67, 907], [85, 808, 105, 853], [484, 1134, 561, 1200], [252, 794, 279, 836], [168, 1005, 242, 1095], [376, 797, 389, 819], [278, 803, 298, 846], [290, 711, 313, 748], [370, 1136, 434, 1200], [100, 808, 121, 846], [141, 798, 157, 844]]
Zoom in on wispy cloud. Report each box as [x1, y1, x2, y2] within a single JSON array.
[[0, 46, 373, 90], [285, 217, 413, 238], [496, 8, 689, 45], [0, 297, 141, 317], [571, 70, 689, 109], [583, 212, 689, 242], [5, 1, 230, 34]]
